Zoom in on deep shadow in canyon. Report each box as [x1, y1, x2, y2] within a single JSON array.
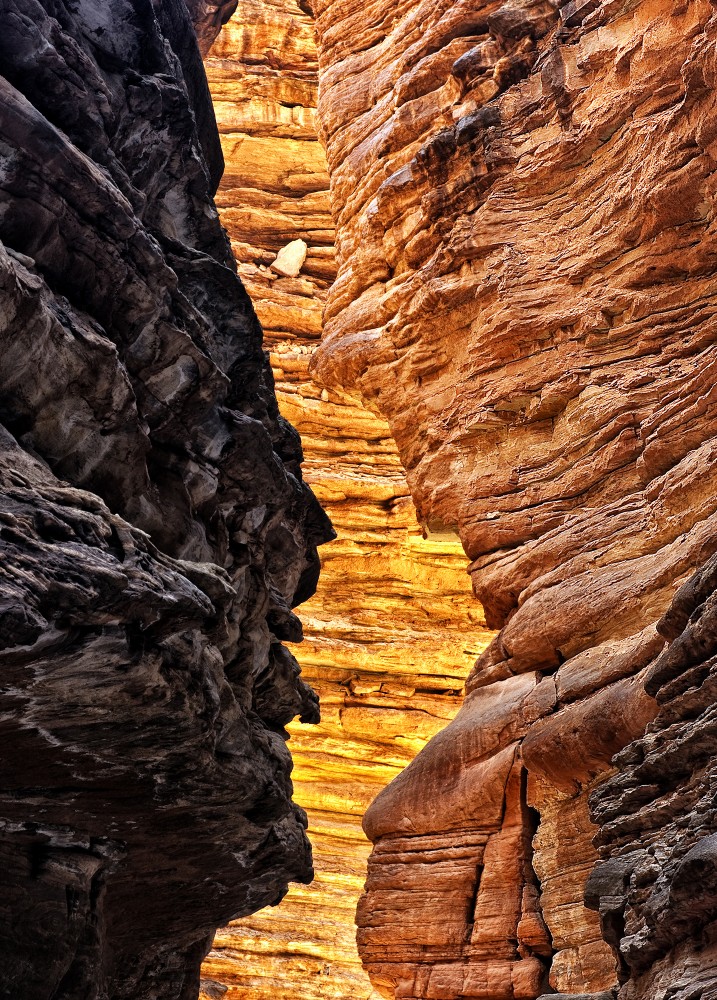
[[0, 1, 332, 997]]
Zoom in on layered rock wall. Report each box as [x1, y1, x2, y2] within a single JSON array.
[[201, 7, 490, 997], [0, 2, 333, 997], [309, 0, 717, 997], [4, 0, 715, 996]]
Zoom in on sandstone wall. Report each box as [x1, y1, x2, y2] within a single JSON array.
[[309, 0, 717, 997], [0, 2, 334, 997], [201, 6, 491, 998]]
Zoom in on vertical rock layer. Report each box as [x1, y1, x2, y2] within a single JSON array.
[[0, 2, 333, 997], [309, 0, 717, 996], [201, 5, 491, 998]]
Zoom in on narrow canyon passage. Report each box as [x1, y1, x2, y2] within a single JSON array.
[[1, 2, 717, 999], [200, 5, 491, 997]]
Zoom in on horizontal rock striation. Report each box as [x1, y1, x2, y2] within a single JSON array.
[[201, 5, 491, 997], [205, 0, 334, 353], [309, 0, 717, 996], [0, 1, 332, 998]]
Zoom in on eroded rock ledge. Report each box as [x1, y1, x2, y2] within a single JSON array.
[[0, 2, 332, 997], [309, 0, 717, 997]]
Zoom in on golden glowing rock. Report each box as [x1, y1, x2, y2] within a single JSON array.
[[201, 5, 490, 998]]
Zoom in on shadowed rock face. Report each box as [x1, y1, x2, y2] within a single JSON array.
[[308, 0, 717, 996], [588, 554, 717, 1000], [185, 0, 239, 55], [0, 1, 332, 998]]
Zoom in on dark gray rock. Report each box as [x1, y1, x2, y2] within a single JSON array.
[[589, 554, 717, 998], [0, 1, 332, 998]]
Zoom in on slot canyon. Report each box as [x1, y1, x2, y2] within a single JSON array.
[[1, 3, 717, 1000], [200, 8, 488, 997]]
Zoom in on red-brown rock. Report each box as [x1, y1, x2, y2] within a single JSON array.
[[309, 0, 717, 996]]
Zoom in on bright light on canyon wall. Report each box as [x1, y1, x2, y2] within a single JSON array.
[[200, 5, 491, 998]]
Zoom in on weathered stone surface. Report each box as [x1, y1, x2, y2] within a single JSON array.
[[7, 0, 715, 994], [312, 0, 717, 659], [309, 0, 717, 996], [0, 2, 332, 997], [201, 4, 491, 996], [185, 0, 239, 53], [587, 553, 717, 999], [205, 0, 334, 352]]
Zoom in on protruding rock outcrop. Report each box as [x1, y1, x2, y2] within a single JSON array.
[[309, 0, 717, 996], [0, 2, 332, 997]]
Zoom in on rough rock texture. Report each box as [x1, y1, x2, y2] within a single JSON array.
[[309, 0, 717, 997], [205, 0, 335, 351], [201, 7, 491, 998], [0, 2, 333, 997], [185, 0, 239, 54], [587, 554, 717, 1000]]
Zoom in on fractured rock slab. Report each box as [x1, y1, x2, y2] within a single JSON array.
[[271, 239, 309, 278]]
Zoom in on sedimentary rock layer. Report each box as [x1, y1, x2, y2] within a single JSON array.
[[202, 415, 487, 1000], [0, 2, 332, 997], [201, 7, 490, 997], [309, 0, 717, 996]]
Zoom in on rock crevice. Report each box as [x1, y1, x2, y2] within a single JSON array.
[[200, 3, 491, 995]]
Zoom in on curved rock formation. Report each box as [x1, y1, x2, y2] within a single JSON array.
[[308, 0, 717, 996], [0, 2, 333, 997], [200, 7, 491, 998]]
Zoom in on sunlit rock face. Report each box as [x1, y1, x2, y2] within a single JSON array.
[[309, 0, 717, 996], [201, 4, 491, 998], [0, 2, 333, 998]]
